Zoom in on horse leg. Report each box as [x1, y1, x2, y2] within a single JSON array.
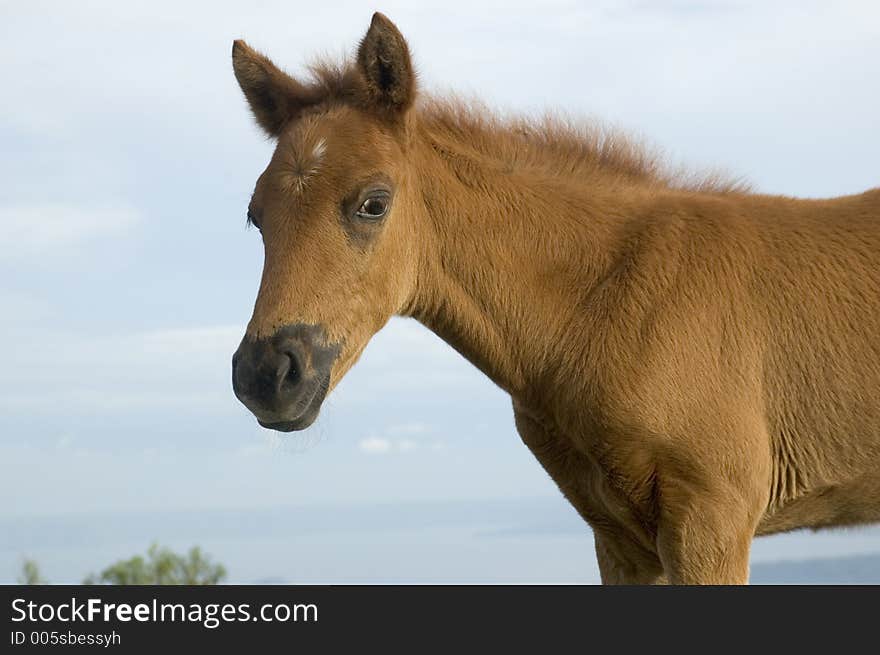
[[654, 451, 768, 584], [513, 402, 663, 584], [594, 530, 667, 585], [656, 507, 754, 584]]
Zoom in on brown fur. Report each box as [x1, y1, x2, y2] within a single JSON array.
[[231, 13, 880, 584]]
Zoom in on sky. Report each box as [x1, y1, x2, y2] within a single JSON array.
[[1, 0, 879, 582]]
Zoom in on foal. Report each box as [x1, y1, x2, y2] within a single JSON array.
[[230, 13, 880, 584]]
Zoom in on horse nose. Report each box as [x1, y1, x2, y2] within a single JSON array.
[[232, 323, 340, 429], [232, 335, 305, 416]]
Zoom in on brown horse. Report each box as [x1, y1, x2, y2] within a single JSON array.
[[230, 13, 880, 584]]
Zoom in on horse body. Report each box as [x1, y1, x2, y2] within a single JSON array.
[[230, 13, 880, 583], [403, 120, 880, 582]]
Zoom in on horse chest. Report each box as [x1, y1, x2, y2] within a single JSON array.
[[512, 401, 658, 546]]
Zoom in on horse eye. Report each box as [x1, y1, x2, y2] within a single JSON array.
[[356, 195, 389, 220]]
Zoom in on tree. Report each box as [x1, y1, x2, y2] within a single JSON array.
[[82, 543, 226, 585], [18, 558, 47, 585]]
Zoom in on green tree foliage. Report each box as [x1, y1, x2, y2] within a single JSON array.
[[18, 558, 47, 585], [82, 544, 226, 585]]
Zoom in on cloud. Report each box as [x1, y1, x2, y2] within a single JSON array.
[[331, 318, 497, 410], [357, 436, 446, 455], [0, 324, 244, 414], [357, 422, 447, 455], [235, 429, 284, 457], [359, 437, 392, 454], [0, 290, 52, 326], [398, 439, 418, 452], [387, 422, 430, 436], [0, 203, 140, 258]]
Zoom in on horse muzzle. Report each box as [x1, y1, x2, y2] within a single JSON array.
[[232, 323, 340, 431]]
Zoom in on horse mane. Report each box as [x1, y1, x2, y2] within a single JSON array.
[[417, 97, 748, 194], [307, 60, 748, 194]]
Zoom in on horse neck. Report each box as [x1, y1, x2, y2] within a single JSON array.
[[401, 121, 641, 400]]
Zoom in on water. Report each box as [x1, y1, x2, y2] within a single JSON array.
[[4, 497, 880, 584]]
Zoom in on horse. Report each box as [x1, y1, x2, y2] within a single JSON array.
[[229, 13, 880, 584]]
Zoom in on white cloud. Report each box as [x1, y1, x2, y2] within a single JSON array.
[[0, 203, 140, 258], [236, 429, 284, 457], [387, 422, 430, 436], [0, 290, 52, 326], [0, 324, 244, 413], [136, 326, 244, 358], [54, 434, 74, 450], [398, 439, 418, 453], [357, 425, 446, 455], [359, 437, 392, 454], [332, 318, 497, 409], [356, 436, 447, 454]]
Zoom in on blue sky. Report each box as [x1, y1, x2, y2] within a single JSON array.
[[1, 1, 879, 581]]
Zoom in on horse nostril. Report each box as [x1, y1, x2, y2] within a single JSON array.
[[231, 350, 246, 395], [278, 350, 302, 391]]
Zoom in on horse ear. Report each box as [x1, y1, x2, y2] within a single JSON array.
[[232, 40, 317, 137], [356, 13, 416, 118]]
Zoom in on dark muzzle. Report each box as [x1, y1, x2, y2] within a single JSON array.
[[232, 323, 339, 431]]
